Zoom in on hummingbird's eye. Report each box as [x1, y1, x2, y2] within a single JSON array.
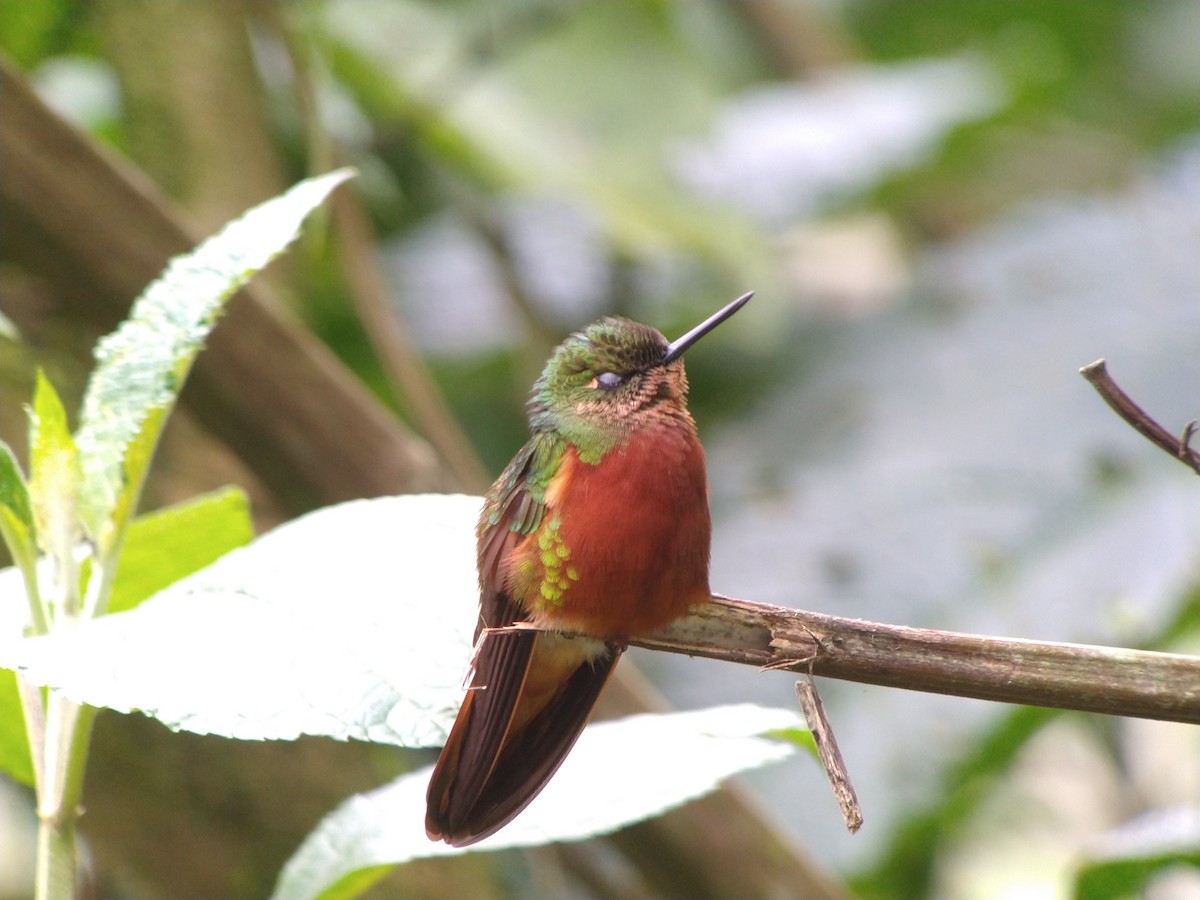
[[594, 371, 625, 390]]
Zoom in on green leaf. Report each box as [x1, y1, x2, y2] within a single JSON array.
[[0, 440, 37, 589], [271, 704, 804, 900], [0, 495, 480, 745], [109, 486, 254, 615], [73, 169, 354, 551], [0, 442, 36, 784], [0, 668, 34, 786], [28, 370, 80, 565], [1073, 808, 1200, 900], [0, 431, 37, 780], [766, 725, 820, 759]]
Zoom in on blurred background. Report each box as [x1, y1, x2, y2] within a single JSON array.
[[1, 1, 1198, 898]]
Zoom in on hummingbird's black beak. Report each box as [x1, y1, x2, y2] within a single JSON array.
[[662, 291, 753, 365]]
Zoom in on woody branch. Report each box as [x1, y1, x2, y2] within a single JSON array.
[[632, 359, 1200, 725], [633, 595, 1198, 724]]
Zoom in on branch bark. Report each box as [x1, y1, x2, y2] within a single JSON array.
[[1080, 358, 1200, 475], [633, 595, 1200, 724]]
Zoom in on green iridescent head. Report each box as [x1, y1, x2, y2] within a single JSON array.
[[529, 317, 668, 434], [527, 292, 752, 458]]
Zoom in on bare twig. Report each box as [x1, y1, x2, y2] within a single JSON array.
[[1181, 420, 1198, 463], [1080, 359, 1200, 475], [632, 595, 1200, 725], [794, 680, 862, 833]]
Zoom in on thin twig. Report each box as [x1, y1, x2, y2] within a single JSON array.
[[794, 679, 862, 833], [1181, 420, 1198, 463], [631, 595, 1200, 725], [1080, 359, 1200, 475]]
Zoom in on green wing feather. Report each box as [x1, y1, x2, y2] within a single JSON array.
[[475, 432, 563, 634]]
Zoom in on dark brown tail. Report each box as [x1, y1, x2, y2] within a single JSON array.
[[426, 630, 622, 847]]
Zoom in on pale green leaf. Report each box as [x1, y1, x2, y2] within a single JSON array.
[[0, 668, 34, 786], [28, 370, 80, 563], [0, 437, 38, 788], [0, 495, 480, 746], [272, 704, 804, 900], [109, 486, 254, 615], [0, 441, 36, 588], [0, 441, 38, 787], [73, 169, 354, 547]]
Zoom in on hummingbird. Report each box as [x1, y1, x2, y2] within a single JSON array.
[[426, 291, 752, 847]]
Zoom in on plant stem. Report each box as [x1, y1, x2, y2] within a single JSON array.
[[35, 694, 97, 900], [32, 549, 111, 900], [35, 814, 75, 900]]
